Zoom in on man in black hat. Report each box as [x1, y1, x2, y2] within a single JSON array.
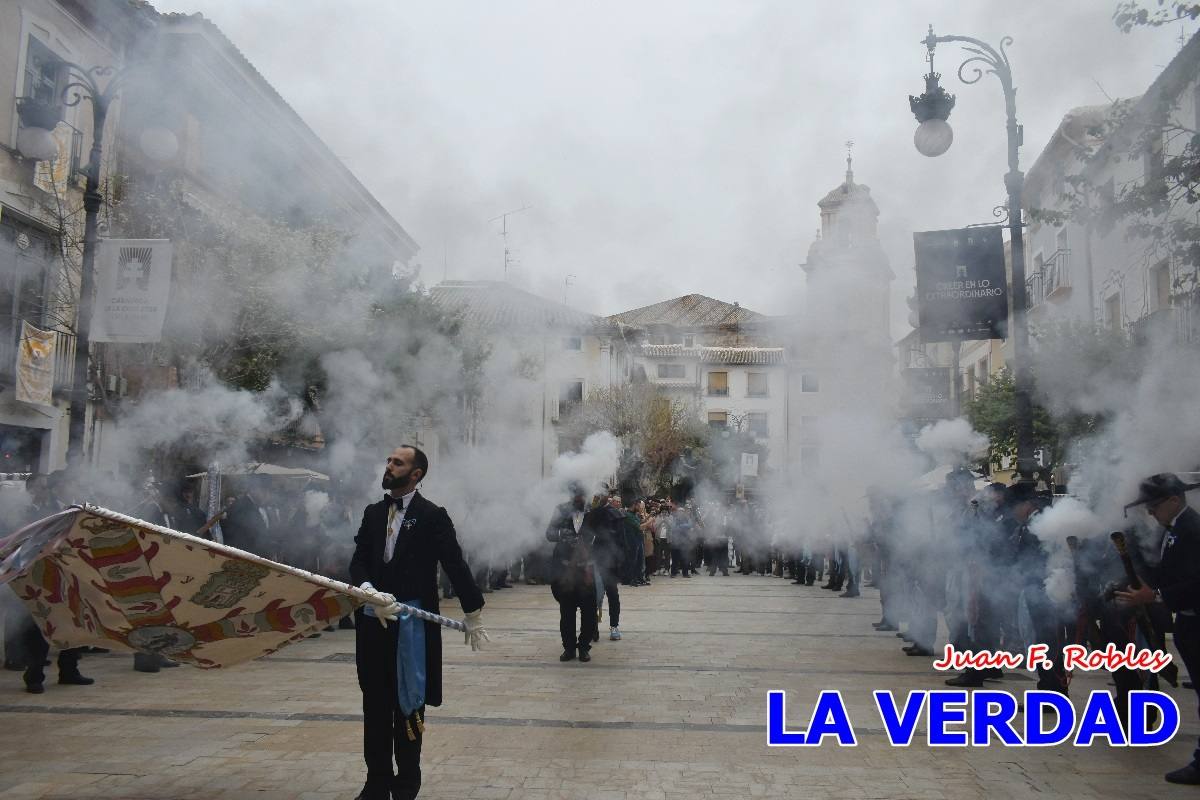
[[1002, 481, 1069, 695], [1117, 473, 1200, 785]]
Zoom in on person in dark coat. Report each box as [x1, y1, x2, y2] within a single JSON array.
[[1117, 473, 1200, 786], [18, 472, 93, 692], [349, 445, 487, 800], [545, 484, 602, 661], [221, 480, 271, 556]]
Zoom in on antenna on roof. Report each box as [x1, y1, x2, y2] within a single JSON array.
[[488, 205, 532, 280]]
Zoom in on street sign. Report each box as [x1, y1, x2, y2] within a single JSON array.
[[914, 226, 1008, 342], [902, 367, 952, 421]]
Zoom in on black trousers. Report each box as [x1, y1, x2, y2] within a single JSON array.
[[705, 543, 729, 575], [670, 547, 691, 576], [20, 620, 81, 684], [551, 580, 597, 652], [355, 610, 423, 799], [1173, 614, 1200, 766]]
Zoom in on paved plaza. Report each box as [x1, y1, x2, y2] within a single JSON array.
[[1, 573, 1198, 800]]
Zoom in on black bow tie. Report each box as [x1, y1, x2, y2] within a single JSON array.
[[386, 495, 405, 511]]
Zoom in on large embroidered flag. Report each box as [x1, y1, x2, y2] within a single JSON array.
[[0, 505, 371, 668]]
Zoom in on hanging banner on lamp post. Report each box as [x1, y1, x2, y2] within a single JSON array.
[[914, 226, 1008, 342], [91, 239, 173, 343], [901, 366, 953, 421]]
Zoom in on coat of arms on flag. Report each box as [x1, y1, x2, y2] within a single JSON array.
[[0, 506, 371, 668]]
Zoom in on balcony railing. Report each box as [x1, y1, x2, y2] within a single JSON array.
[[0, 326, 76, 395], [53, 330, 75, 392], [707, 387, 729, 396], [1131, 306, 1200, 347], [1043, 249, 1071, 298], [1027, 249, 1071, 310]]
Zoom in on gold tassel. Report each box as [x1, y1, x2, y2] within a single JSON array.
[[416, 710, 425, 734], [405, 718, 416, 741]]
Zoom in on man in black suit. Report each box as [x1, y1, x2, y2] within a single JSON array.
[[349, 445, 487, 800], [221, 480, 271, 556], [1117, 473, 1200, 785], [545, 484, 600, 661]]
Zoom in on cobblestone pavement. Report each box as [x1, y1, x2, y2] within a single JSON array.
[[1, 573, 1198, 799]]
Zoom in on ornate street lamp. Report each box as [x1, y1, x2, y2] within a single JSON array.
[[13, 62, 177, 464], [909, 25, 1036, 481]]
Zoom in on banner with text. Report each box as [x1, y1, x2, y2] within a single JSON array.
[[914, 226, 1008, 342], [901, 367, 953, 421], [91, 239, 173, 343]]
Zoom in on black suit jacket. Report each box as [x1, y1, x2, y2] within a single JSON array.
[[222, 496, 268, 555], [1149, 506, 1200, 615], [349, 491, 482, 707]]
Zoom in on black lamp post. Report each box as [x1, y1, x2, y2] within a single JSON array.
[[15, 62, 178, 466], [909, 25, 1036, 482]]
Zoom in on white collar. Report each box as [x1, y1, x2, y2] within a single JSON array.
[[1170, 506, 1187, 528], [389, 489, 418, 510]]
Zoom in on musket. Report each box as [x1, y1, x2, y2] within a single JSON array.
[[194, 507, 229, 539], [1110, 530, 1179, 686]]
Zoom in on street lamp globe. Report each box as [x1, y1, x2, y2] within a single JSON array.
[[914, 118, 953, 157], [15, 126, 59, 162]]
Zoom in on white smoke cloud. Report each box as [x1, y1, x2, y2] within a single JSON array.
[[1030, 495, 1104, 545], [915, 418, 988, 466]]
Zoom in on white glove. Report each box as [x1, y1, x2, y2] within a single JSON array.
[[463, 609, 489, 651], [360, 583, 399, 628], [375, 601, 403, 628]]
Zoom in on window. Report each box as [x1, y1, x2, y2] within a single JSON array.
[[656, 363, 685, 379], [22, 36, 62, 107], [799, 416, 819, 442], [800, 445, 821, 476], [1105, 293, 1122, 331], [747, 372, 768, 397], [667, 333, 684, 345], [649, 334, 666, 345], [0, 219, 55, 380], [683, 335, 695, 348], [1153, 260, 1172, 311], [800, 373, 819, 393], [707, 411, 728, 430], [562, 336, 582, 351], [747, 412, 769, 438], [707, 371, 728, 396], [559, 380, 583, 417]]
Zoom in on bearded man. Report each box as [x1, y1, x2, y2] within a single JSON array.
[[349, 445, 488, 800]]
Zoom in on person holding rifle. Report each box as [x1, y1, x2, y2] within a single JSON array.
[[1117, 473, 1200, 785]]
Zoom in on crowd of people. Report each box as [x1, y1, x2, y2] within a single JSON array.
[[5, 458, 1200, 786], [1, 469, 362, 691]]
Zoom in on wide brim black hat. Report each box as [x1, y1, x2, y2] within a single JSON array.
[[1124, 473, 1198, 513]]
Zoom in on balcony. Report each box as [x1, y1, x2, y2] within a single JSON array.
[[0, 327, 75, 396], [706, 387, 729, 396], [1042, 249, 1072, 300], [1026, 249, 1071, 310], [1131, 306, 1200, 347]]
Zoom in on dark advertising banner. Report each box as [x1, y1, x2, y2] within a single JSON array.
[[914, 226, 1008, 342], [902, 367, 952, 421]]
